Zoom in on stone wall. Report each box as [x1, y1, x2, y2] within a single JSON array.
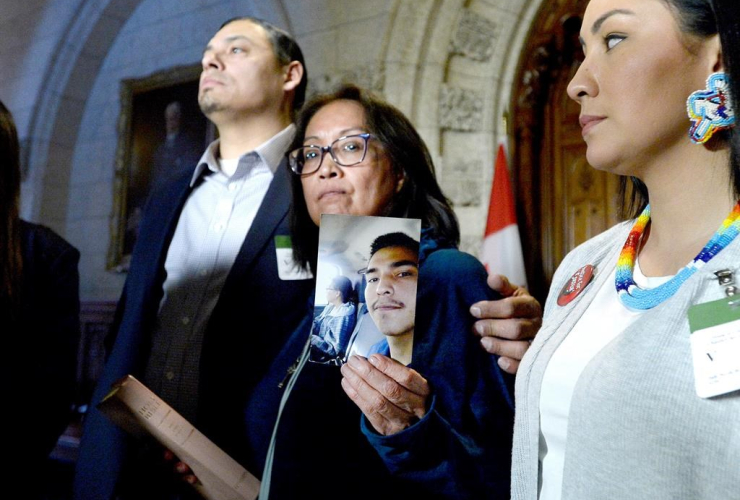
[[0, 0, 544, 300]]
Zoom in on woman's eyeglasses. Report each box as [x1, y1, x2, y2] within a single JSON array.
[[288, 133, 375, 175]]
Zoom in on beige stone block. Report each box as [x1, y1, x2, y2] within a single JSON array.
[[422, 0, 465, 66], [383, 62, 419, 116], [298, 28, 339, 93], [336, 15, 390, 71], [38, 183, 71, 225], [439, 85, 485, 132], [68, 181, 112, 222], [285, 0, 340, 36], [385, 0, 435, 64], [411, 62, 444, 128], [51, 96, 86, 146], [84, 14, 128, 58], [62, 55, 103, 102], [337, 0, 395, 23]]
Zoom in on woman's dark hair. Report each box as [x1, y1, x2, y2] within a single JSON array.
[[622, 0, 739, 217], [330, 275, 354, 304], [0, 100, 23, 314], [289, 84, 460, 272], [710, 0, 740, 200]]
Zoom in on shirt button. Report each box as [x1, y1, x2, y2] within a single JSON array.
[[228, 183, 237, 192], [199, 269, 208, 277], [215, 223, 225, 232], [182, 316, 190, 325], [166, 371, 175, 381]]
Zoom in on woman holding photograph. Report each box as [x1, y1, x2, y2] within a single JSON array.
[[512, 0, 740, 498], [243, 84, 515, 500]]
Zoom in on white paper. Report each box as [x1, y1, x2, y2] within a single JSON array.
[[276, 247, 313, 280], [690, 319, 740, 398]]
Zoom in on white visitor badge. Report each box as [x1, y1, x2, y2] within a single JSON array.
[[688, 297, 740, 398], [275, 235, 313, 281]]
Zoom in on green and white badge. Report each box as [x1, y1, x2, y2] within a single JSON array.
[[688, 296, 740, 398], [275, 235, 313, 280]]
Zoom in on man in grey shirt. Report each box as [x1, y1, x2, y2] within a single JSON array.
[[75, 17, 315, 500]]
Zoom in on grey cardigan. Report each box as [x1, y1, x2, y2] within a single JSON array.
[[512, 222, 740, 500]]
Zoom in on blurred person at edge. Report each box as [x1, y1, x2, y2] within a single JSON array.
[[0, 99, 80, 497]]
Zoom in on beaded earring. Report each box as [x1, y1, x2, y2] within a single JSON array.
[[687, 72, 735, 144]]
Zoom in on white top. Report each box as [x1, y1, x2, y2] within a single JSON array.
[[143, 125, 294, 421], [538, 260, 672, 499]]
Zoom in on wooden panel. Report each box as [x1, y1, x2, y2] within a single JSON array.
[[511, 0, 622, 303]]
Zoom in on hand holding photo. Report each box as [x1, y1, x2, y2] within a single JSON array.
[[308, 214, 421, 366]]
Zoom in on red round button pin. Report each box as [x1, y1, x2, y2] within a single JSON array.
[[557, 265, 595, 306]]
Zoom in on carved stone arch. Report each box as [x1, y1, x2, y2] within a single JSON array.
[[24, 0, 292, 232], [23, 0, 145, 226], [382, 0, 547, 255]]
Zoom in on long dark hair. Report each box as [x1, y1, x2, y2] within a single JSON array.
[[0, 100, 23, 314], [289, 85, 460, 273], [710, 0, 740, 193], [622, 0, 739, 217]]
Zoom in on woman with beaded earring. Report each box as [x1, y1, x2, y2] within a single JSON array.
[[511, 0, 740, 499]]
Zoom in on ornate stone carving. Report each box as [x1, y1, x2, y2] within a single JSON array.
[[450, 10, 497, 62], [439, 86, 484, 132], [308, 64, 386, 97]]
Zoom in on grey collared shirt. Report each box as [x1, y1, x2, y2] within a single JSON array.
[[143, 124, 295, 422]]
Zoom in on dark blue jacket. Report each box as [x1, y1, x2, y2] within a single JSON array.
[[74, 161, 314, 499], [363, 239, 514, 499], [6, 222, 79, 492], [245, 236, 514, 499]]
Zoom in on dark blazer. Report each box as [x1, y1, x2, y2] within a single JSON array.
[[74, 159, 314, 500], [6, 222, 80, 492]]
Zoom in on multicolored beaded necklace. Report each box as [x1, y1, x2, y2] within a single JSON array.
[[615, 201, 740, 310]]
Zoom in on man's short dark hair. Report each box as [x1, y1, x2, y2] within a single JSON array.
[[219, 16, 307, 112], [369, 232, 419, 261]]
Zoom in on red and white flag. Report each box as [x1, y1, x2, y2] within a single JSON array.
[[480, 144, 528, 288]]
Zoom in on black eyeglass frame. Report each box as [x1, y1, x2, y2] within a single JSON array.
[[288, 133, 375, 175]]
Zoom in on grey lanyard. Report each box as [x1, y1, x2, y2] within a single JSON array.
[[258, 335, 312, 499]]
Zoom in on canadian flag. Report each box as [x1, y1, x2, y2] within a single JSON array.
[[480, 144, 528, 288]]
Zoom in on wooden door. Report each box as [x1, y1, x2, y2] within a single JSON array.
[[510, 1, 622, 302]]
